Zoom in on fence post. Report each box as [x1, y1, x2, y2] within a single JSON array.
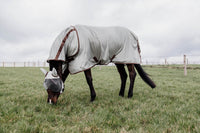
[[184, 55, 187, 76], [33, 62, 36, 67], [3, 62, 4, 67], [165, 59, 167, 65]]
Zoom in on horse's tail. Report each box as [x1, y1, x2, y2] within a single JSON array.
[[134, 64, 156, 88]]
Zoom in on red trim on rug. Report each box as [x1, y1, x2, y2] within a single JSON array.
[[55, 28, 76, 60], [66, 26, 80, 61]]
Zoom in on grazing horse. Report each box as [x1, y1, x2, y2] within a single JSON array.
[[41, 25, 156, 104]]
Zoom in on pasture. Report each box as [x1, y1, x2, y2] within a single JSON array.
[[0, 65, 199, 132]]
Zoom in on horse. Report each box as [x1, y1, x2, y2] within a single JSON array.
[[41, 25, 156, 104]]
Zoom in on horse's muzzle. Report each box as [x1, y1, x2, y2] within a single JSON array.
[[47, 97, 58, 104]]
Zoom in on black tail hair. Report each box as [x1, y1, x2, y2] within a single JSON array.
[[134, 64, 156, 88]]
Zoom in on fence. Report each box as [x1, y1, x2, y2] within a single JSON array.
[[0, 61, 48, 67], [0, 55, 199, 67], [141, 55, 200, 65]]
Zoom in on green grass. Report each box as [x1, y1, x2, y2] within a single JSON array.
[[0, 66, 200, 132]]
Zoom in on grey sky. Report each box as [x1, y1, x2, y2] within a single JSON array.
[[0, 0, 200, 62]]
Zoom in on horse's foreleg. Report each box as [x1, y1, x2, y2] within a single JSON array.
[[84, 69, 96, 102], [116, 64, 127, 97], [62, 68, 69, 82], [127, 64, 137, 98]]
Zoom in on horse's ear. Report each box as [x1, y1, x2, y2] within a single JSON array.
[[40, 68, 48, 75], [52, 68, 58, 77]]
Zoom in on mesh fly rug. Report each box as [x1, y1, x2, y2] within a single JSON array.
[[48, 25, 141, 74]]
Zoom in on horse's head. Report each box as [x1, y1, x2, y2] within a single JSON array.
[[40, 68, 64, 104]]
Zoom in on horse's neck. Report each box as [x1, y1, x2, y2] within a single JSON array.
[[49, 61, 63, 79]]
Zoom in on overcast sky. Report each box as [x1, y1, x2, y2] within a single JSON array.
[[0, 0, 200, 62]]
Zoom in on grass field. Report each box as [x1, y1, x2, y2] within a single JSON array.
[[0, 65, 200, 132]]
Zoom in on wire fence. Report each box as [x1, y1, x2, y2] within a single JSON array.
[[0, 55, 199, 67], [0, 61, 48, 67], [141, 55, 200, 65]]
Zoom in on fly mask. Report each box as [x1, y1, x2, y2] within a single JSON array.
[[41, 68, 64, 93]]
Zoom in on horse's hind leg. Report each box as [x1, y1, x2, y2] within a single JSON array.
[[116, 64, 127, 97], [127, 64, 137, 98], [84, 69, 96, 102]]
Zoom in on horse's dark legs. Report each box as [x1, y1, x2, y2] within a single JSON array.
[[62, 68, 69, 82], [116, 64, 127, 97], [84, 69, 96, 102], [127, 64, 137, 98]]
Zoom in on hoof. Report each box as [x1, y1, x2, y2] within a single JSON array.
[[119, 94, 124, 97], [90, 95, 96, 102], [128, 93, 133, 98], [119, 92, 124, 97]]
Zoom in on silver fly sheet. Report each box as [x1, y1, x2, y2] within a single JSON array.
[[48, 25, 141, 74]]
